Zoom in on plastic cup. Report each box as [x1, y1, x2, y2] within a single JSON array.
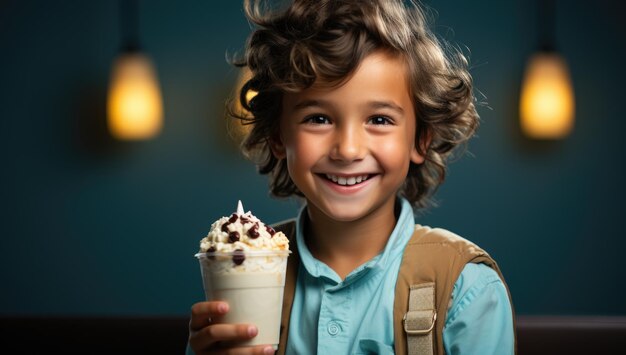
[[195, 250, 290, 349]]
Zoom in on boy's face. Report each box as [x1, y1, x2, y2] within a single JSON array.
[[273, 51, 424, 223]]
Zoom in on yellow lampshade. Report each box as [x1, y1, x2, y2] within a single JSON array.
[[520, 52, 575, 139], [107, 52, 163, 140]]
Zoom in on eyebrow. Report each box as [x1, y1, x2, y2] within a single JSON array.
[[292, 99, 329, 111], [367, 100, 405, 114], [291, 99, 405, 114]]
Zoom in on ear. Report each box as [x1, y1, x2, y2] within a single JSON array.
[[410, 129, 431, 165], [410, 146, 425, 165], [269, 135, 286, 159]]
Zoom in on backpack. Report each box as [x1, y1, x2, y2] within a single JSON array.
[[274, 220, 517, 354]]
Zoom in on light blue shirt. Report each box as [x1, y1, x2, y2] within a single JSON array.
[[286, 198, 514, 354]]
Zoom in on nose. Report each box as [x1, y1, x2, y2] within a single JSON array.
[[329, 124, 366, 162]]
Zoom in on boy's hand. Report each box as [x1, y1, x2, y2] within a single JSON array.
[[188, 301, 276, 355]]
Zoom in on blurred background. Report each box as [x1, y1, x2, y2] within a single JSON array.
[[1, 0, 625, 318]]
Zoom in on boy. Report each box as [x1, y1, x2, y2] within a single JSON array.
[[189, 0, 515, 354]]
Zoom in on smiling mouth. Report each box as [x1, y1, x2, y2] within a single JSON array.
[[321, 174, 373, 186]]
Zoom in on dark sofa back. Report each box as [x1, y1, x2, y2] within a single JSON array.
[[1, 316, 624, 354]]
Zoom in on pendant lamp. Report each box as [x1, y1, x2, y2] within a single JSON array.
[[107, 0, 163, 140], [519, 0, 574, 139]]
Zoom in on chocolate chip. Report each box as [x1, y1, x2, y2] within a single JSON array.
[[221, 222, 230, 233], [228, 231, 240, 243], [228, 214, 238, 223], [248, 225, 260, 239], [206, 246, 216, 260], [232, 249, 245, 265], [266, 225, 276, 236]]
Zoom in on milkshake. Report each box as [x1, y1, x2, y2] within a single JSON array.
[[195, 201, 290, 348]]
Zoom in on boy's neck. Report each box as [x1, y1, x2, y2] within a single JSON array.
[[303, 198, 399, 280]]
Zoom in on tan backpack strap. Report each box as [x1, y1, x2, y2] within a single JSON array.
[[395, 226, 517, 354], [404, 283, 437, 355]]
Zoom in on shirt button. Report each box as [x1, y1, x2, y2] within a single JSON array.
[[327, 321, 340, 336]]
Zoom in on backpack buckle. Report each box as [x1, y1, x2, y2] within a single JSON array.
[[403, 309, 437, 335]]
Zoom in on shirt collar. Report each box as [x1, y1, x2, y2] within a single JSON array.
[[295, 197, 416, 285]]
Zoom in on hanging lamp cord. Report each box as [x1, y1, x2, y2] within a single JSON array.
[[119, 0, 140, 52], [538, 0, 556, 52]]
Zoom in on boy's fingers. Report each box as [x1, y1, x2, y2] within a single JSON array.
[[190, 324, 258, 350], [251, 345, 277, 355], [189, 301, 229, 330]]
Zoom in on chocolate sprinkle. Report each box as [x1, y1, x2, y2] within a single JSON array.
[[266, 225, 276, 236], [228, 214, 238, 223]]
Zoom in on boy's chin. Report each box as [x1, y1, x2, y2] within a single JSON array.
[[310, 200, 380, 223], [322, 211, 365, 223]]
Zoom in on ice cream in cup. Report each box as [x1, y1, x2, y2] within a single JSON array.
[[195, 201, 290, 349]]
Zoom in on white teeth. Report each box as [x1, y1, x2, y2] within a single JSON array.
[[325, 174, 370, 186]]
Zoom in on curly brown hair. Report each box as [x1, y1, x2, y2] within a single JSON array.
[[229, 0, 479, 210]]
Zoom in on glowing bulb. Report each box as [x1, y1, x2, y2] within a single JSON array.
[[107, 52, 163, 140], [520, 52, 575, 139]]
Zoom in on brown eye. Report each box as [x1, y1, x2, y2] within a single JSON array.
[[369, 116, 392, 125], [304, 115, 331, 124]]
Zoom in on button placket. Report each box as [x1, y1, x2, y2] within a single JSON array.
[[317, 280, 353, 353]]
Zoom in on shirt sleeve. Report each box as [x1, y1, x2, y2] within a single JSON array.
[[442, 263, 514, 355]]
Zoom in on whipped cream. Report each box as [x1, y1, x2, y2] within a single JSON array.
[[199, 201, 289, 253]]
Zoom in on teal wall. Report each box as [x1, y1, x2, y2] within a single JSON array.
[[1, 1, 625, 316]]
